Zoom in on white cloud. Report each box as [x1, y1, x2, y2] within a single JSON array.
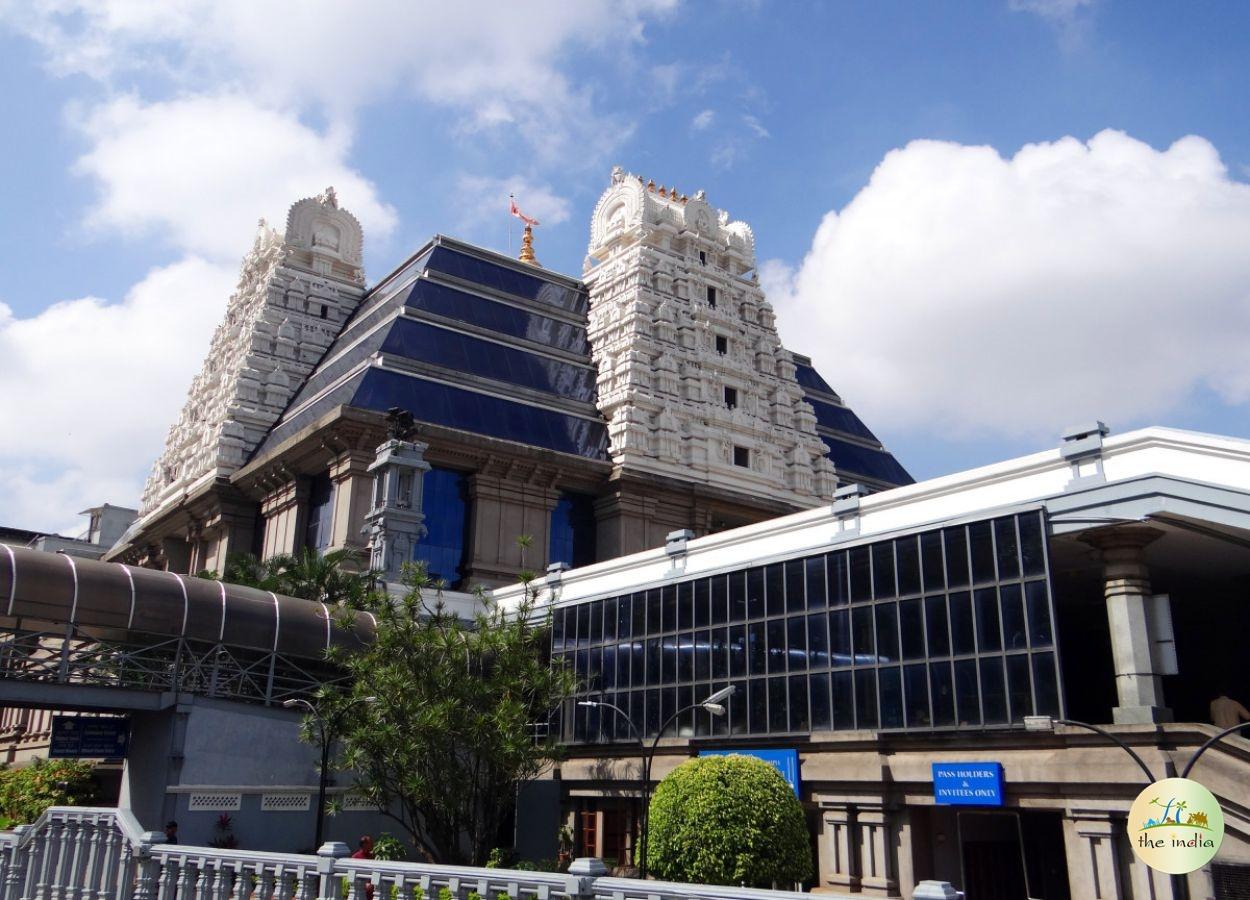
[[691, 109, 715, 130], [456, 174, 572, 231], [1008, 0, 1096, 46], [742, 113, 769, 138], [766, 130, 1250, 440], [0, 257, 236, 532], [4, 0, 678, 161], [74, 94, 397, 261], [1008, 0, 1094, 23]]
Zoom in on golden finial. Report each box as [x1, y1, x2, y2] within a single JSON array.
[[680, 194, 688, 204], [518, 224, 540, 267], [658, 185, 667, 198], [647, 179, 655, 192]]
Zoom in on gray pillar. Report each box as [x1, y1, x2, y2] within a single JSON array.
[[1082, 525, 1171, 724]]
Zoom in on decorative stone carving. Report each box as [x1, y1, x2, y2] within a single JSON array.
[[584, 168, 836, 507], [136, 190, 366, 522], [364, 420, 431, 584]]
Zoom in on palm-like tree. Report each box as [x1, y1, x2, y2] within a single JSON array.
[[222, 548, 377, 607]]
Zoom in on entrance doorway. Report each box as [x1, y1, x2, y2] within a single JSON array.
[[958, 811, 1069, 900]]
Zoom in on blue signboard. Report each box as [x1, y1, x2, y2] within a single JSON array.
[[49, 717, 129, 759], [932, 762, 1004, 806], [700, 749, 800, 796]]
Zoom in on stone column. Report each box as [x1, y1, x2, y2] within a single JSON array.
[[857, 806, 898, 896], [463, 473, 558, 585], [1081, 525, 1171, 724], [327, 450, 374, 556], [819, 804, 860, 893], [1064, 809, 1125, 900], [261, 480, 309, 559]]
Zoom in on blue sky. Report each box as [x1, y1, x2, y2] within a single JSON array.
[[2, 0, 1249, 533]]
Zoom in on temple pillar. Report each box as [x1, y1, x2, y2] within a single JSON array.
[[463, 472, 558, 586], [260, 480, 309, 559], [1081, 525, 1170, 724], [328, 450, 375, 557]]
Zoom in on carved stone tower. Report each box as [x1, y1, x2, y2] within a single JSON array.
[[583, 168, 836, 506], [137, 188, 367, 520], [364, 411, 431, 585]]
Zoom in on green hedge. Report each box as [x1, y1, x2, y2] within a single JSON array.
[[645, 754, 811, 887]]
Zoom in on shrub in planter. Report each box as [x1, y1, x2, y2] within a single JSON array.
[[645, 754, 811, 887]]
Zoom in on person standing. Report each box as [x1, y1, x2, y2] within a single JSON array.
[[1210, 691, 1250, 729], [350, 836, 375, 900], [163, 821, 179, 845]]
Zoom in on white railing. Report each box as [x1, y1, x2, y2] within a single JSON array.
[[0, 809, 873, 900]]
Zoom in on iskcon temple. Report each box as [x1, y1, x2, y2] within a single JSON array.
[[108, 170, 911, 591], [2, 170, 1249, 900]]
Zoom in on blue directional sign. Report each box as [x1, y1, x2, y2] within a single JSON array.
[[700, 748, 800, 796], [932, 762, 1004, 806], [49, 717, 129, 759]]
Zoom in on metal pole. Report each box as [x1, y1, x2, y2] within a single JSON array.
[[639, 702, 711, 879], [315, 720, 330, 849], [1055, 718, 1157, 784], [586, 700, 711, 879]]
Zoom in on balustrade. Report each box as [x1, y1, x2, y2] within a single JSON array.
[[0, 809, 864, 900]]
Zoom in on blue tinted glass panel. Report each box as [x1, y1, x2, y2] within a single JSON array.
[[794, 364, 837, 396], [557, 512, 1061, 743], [549, 492, 597, 568], [401, 279, 591, 355], [818, 436, 914, 485], [414, 466, 470, 588], [350, 369, 609, 459], [425, 246, 586, 314], [809, 400, 878, 441], [380, 319, 596, 402]]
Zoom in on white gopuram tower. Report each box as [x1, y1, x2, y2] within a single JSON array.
[[584, 168, 836, 507], [137, 188, 367, 521]]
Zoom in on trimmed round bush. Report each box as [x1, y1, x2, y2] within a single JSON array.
[[645, 754, 812, 886]]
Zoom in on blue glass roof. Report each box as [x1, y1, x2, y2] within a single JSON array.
[[251, 238, 607, 461], [808, 397, 879, 443], [796, 360, 913, 489], [399, 279, 591, 355], [794, 363, 839, 398], [819, 434, 914, 486]]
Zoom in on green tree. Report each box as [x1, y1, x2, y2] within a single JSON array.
[[0, 759, 98, 826], [221, 548, 375, 607], [645, 755, 812, 887], [320, 564, 577, 865]]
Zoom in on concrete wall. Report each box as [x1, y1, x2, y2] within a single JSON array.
[[120, 694, 399, 854]]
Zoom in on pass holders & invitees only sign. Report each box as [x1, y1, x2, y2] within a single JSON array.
[[932, 762, 1004, 806]]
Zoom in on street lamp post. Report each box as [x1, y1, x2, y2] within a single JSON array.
[[1024, 715, 1250, 782], [1180, 721, 1250, 778], [284, 695, 376, 850], [1023, 715, 1156, 783], [1023, 715, 1247, 900], [579, 684, 735, 879]]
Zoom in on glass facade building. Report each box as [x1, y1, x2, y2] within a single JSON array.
[[551, 510, 1062, 744]]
